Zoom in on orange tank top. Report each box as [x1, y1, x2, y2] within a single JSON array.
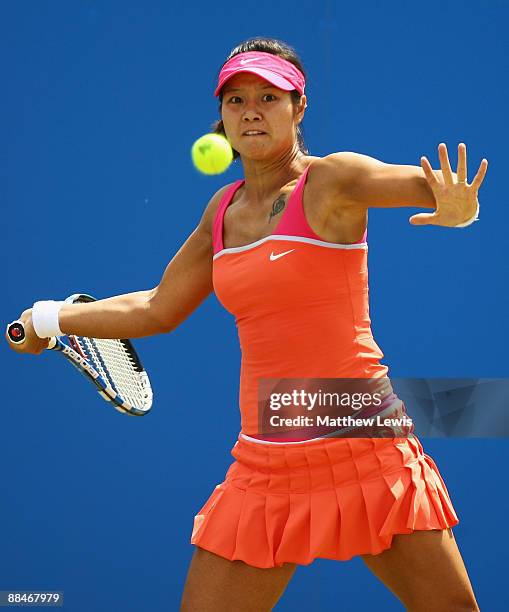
[[212, 165, 389, 435]]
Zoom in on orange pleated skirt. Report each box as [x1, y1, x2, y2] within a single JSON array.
[[190, 434, 459, 569]]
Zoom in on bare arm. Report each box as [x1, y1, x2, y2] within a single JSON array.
[[320, 143, 487, 227], [58, 186, 230, 338], [8, 185, 231, 352], [59, 221, 213, 339], [319, 151, 452, 209]]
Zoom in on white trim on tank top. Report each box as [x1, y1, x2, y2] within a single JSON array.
[[213, 234, 368, 261]]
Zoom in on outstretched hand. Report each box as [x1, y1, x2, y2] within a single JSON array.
[[410, 143, 488, 227]]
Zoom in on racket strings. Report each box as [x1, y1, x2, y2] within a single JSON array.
[[75, 336, 152, 410]]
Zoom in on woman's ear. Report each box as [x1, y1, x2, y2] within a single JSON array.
[[296, 95, 307, 124]]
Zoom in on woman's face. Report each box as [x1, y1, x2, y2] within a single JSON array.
[[220, 72, 306, 161]]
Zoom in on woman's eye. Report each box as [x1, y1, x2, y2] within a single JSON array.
[[227, 94, 276, 104]]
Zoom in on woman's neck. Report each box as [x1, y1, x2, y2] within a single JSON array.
[[240, 144, 309, 204]]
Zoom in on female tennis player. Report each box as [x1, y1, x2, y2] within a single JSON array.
[[8, 38, 486, 611]]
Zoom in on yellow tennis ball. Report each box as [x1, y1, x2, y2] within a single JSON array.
[[191, 133, 233, 175]]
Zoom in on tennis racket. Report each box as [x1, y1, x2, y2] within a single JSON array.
[[7, 293, 153, 416]]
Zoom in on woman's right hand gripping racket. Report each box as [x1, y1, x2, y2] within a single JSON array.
[[7, 293, 153, 416]]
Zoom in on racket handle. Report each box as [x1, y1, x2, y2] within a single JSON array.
[[7, 321, 57, 349], [7, 321, 26, 344]]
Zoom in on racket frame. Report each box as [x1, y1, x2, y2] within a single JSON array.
[[8, 293, 153, 416]]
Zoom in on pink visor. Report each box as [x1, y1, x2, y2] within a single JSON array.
[[214, 51, 305, 97]]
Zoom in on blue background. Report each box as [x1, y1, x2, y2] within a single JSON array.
[[2, 1, 507, 610]]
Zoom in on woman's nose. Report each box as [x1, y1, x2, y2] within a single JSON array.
[[242, 101, 262, 121]]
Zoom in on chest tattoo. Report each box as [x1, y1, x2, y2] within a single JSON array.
[[268, 194, 287, 223]]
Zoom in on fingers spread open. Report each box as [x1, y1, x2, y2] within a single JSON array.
[[471, 159, 488, 192], [421, 156, 440, 189], [409, 212, 438, 226], [438, 143, 454, 185], [457, 143, 467, 184]]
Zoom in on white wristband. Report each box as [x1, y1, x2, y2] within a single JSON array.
[[32, 300, 65, 338], [454, 202, 480, 228]]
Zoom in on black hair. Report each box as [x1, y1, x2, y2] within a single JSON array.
[[211, 37, 308, 160]]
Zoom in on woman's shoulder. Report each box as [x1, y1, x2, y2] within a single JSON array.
[[198, 182, 240, 235], [304, 153, 369, 243], [306, 152, 371, 200], [307, 151, 357, 177], [309, 150, 382, 185]]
